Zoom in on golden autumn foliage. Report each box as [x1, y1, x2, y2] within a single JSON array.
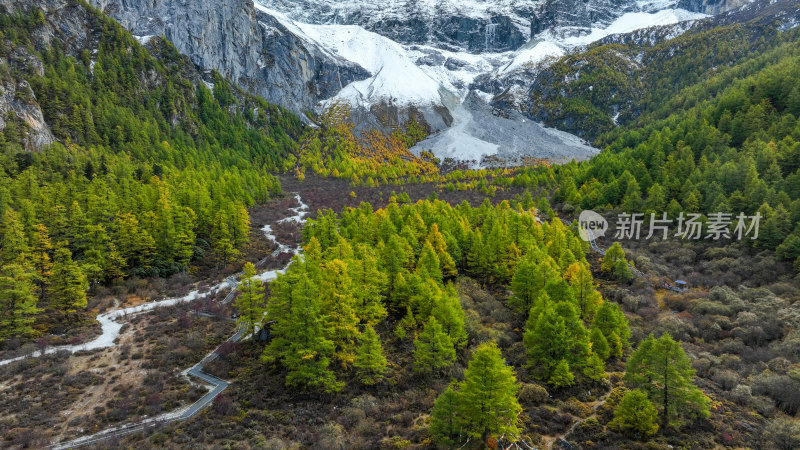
[[296, 102, 438, 185]]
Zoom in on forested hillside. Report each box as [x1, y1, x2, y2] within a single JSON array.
[[509, 17, 800, 272], [0, 2, 304, 338], [0, 1, 436, 341], [526, 2, 800, 140]]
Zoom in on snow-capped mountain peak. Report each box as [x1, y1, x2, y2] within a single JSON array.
[[252, 0, 714, 165], [92, 0, 751, 165]]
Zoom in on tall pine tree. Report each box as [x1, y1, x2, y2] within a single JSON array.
[[353, 324, 388, 385], [0, 263, 39, 340], [234, 262, 266, 336], [413, 316, 456, 374], [49, 246, 88, 320], [625, 333, 710, 428], [262, 271, 342, 392], [454, 341, 522, 444]]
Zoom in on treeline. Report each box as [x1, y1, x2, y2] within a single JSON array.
[[0, 4, 302, 340], [509, 24, 800, 272]]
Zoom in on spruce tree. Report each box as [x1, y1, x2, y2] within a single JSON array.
[[550, 359, 575, 388], [466, 230, 490, 281], [593, 302, 630, 353], [583, 352, 607, 382], [49, 246, 88, 319], [590, 326, 611, 360], [382, 234, 412, 277], [430, 384, 463, 447], [394, 305, 417, 340], [353, 324, 388, 385], [113, 212, 156, 272], [431, 285, 467, 348], [230, 203, 251, 247], [319, 259, 360, 367], [211, 211, 239, 265], [30, 223, 53, 300], [234, 262, 266, 336], [173, 206, 196, 267], [416, 241, 443, 283], [1, 209, 29, 265], [608, 331, 623, 358], [262, 271, 341, 392], [610, 389, 659, 437], [457, 341, 522, 443], [0, 263, 39, 340], [565, 261, 600, 319], [613, 259, 635, 283], [510, 256, 559, 312], [524, 302, 590, 385], [349, 244, 387, 326], [426, 224, 457, 277], [625, 333, 710, 428], [510, 258, 538, 312], [602, 242, 627, 273], [413, 316, 456, 374]]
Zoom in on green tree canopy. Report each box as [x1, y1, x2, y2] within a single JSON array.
[[610, 389, 659, 437], [625, 333, 710, 428]]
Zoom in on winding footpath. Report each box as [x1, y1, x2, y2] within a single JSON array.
[[0, 194, 309, 449]]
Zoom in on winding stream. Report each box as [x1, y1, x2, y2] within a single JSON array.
[[1, 194, 309, 447]]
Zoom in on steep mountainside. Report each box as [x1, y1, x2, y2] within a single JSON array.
[[511, 0, 800, 140], [87, 0, 748, 165], [90, 0, 370, 117], [0, 0, 305, 280]]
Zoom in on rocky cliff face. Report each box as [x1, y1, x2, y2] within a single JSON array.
[[530, 0, 636, 35], [262, 0, 727, 52], [0, 0, 72, 151], [263, 0, 533, 53], [90, 0, 369, 116], [0, 78, 55, 151], [678, 0, 754, 15], [83, 0, 730, 127]]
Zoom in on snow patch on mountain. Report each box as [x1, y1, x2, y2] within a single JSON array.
[[499, 40, 566, 74], [262, 0, 538, 37], [294, 24, 444, 107], [256, 3, 444, 109], [557, 8, 708, 46], [405, 45, 504, 97], [255, 1, 705, 111], [500, 8, 707, 75]]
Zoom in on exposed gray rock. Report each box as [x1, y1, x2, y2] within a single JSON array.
[[412, 92, 598, 167], [349, 93, 455, 137], [0, 0, 64, 151], [263, 0, 533, 53], [530, 0, 637, 36], [678, 0, 754, 15], [0, 80, 55, 151], [90, 0, 370, 116]]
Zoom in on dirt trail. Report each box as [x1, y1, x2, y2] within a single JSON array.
[[540, 387, 613, 450]]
